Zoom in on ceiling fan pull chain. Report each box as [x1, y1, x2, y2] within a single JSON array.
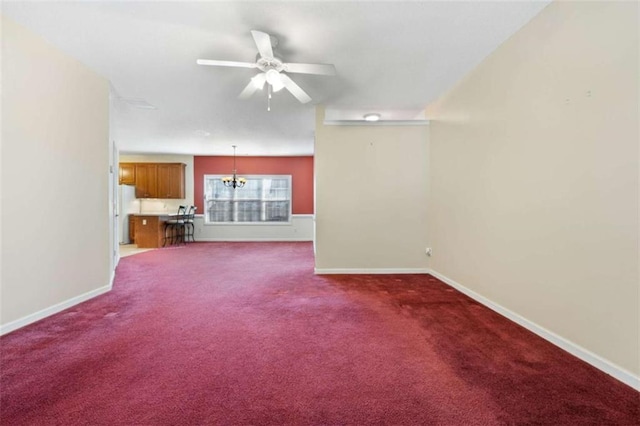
[[267, 84, 272, 112]]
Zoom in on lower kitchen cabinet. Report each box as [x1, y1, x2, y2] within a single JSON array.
[[129, 215, 136, 243], [133, 215, 169, 248]]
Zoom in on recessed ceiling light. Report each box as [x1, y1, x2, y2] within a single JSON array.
[[363, 113, 381, 122]]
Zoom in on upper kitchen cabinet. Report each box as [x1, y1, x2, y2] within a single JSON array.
[[157, 163, 186, 199], [123, 162, 186, 199], [135, 163, 158, 198], [118, 163, 187, 199], [119, 163, 136, 185]]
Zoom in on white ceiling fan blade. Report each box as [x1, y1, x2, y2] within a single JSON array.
[[279, 74, 312, 104], [251, 30, 274, 59], [197, 59, 257, 69], [238, 81, 258, 100], [284, 62, 336, 76], [238, 73, 266, 99]]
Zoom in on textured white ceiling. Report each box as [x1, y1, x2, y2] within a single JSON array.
[[2, 1, 550, 156]]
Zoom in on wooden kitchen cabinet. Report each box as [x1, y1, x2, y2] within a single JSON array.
[[119, 163, 136, 185], [134, 163, 158, 198], [128, 215, 136, 243], [157, 163, 186, 199], [133, 215, 170, 248], [125, 162, 186, 199]]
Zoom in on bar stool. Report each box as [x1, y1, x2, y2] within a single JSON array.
[[163, 205, 186, 246], [184, 206, 197, 243]]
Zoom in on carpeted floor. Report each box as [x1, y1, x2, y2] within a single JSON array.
[[1, 242, 638, 425]]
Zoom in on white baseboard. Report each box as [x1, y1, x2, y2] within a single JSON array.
[[0, 283, 113, 336], [429, 269, 640, 391], [197, 237, 312, 242], [315, 268, 430, 274]]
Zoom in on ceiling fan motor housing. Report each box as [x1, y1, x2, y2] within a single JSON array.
[[256, 56, 284, 72]]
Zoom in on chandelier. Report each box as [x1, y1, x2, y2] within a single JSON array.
[[222, 145, 246, 189]]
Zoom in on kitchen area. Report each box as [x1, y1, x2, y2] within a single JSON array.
[[118, 155, 195, 251]]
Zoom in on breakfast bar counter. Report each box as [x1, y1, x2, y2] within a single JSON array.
[[132, 214, 171, 248]]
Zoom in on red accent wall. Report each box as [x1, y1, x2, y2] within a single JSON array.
[[194, 156, 314, 215]]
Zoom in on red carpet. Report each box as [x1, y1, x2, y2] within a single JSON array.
[[1, 242, 638, 424]]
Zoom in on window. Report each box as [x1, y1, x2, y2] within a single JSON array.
[[204, 175, 292, 224]]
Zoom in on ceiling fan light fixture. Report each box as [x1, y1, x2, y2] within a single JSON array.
[[265, 69, 285, 92], [363, 113, 381, 122], [271, 80, 285, 92], [198, 30, 336, 107], [265, 69, 281, 84]]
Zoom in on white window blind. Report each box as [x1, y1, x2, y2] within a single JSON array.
[[204, 175, 292, 224]]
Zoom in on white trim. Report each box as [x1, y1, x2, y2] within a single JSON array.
[[429, 269, 640, 391], [195, 214, 313, 242], [203, 213, 314, 226], [323, 120, 430, 126], [198, 237, 312, 242], [315, 268, 430, 274], [196, 213, 316, 218], [0, 283, 113, 336], [204, 221, 292, 226]]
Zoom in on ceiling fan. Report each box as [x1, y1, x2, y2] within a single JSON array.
[[197, 30, 336, 106]]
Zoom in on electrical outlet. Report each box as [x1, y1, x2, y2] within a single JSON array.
[[425, 247, 432, 256], [142, 219, 147, 225]]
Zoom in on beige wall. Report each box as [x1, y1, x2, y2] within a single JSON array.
[[315, 108, 430, 272], [1, 16, 111, 327], [119, 154, 194, 213], [427, 1, 639, 379]]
